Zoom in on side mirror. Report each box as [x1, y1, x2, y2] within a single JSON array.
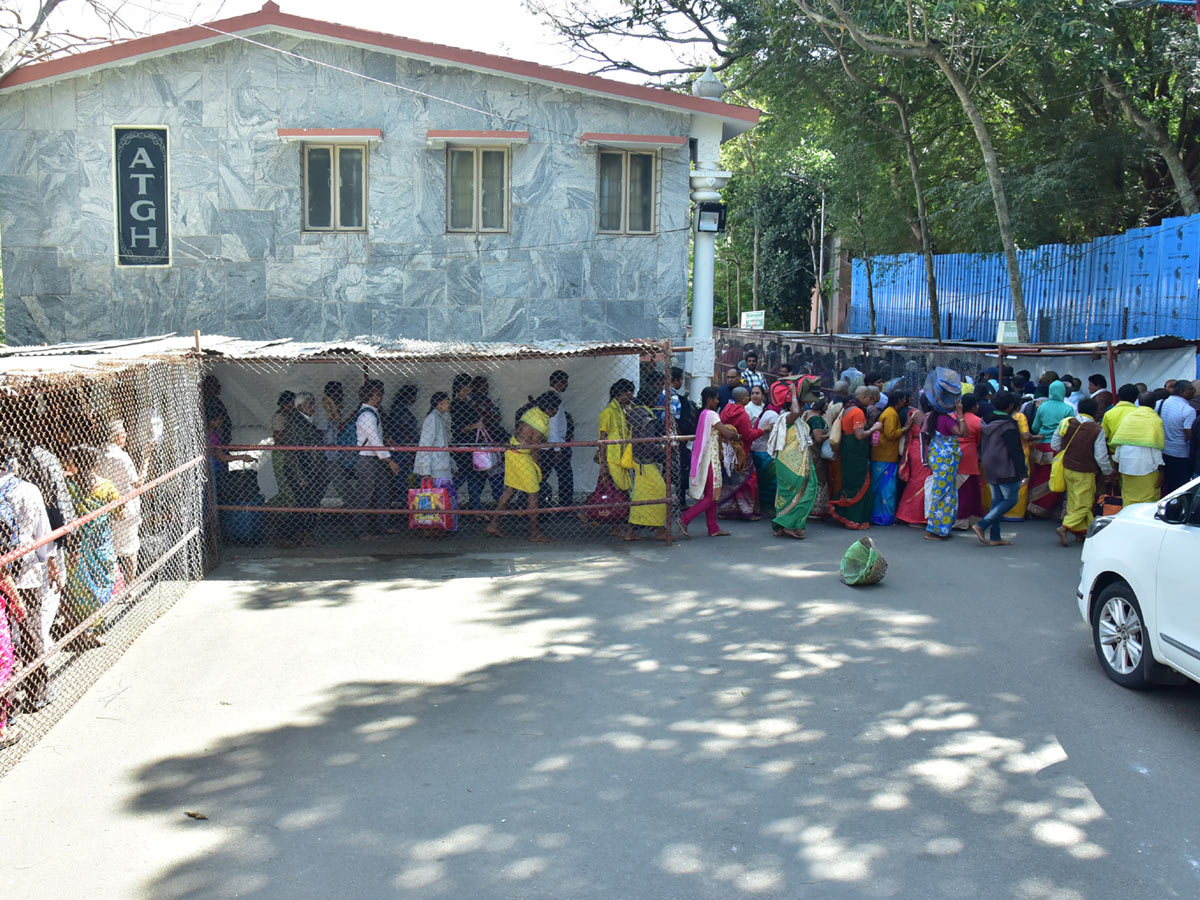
[[1158, 496, 1189, 525]]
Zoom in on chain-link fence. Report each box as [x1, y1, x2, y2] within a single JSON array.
[[0, 355, 207, 775], [203, 339, 686, 553], [715, 329, 1016, 391]]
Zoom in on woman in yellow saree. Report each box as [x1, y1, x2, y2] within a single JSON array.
[[597, 379, 636, 537], [487, 391, 561, 542]]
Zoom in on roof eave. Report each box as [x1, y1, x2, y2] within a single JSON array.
[[0, 4, 759, 136]]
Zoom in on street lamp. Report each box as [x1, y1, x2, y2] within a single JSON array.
[[695, 201, 727, 233]]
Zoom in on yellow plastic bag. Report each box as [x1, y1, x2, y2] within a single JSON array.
[[1049, 451, 1067, 493], [1048, 421, 1080, 494], [619, 442, 636, 470]]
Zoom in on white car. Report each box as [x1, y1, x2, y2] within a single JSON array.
[[1077, 475, 1200, 689]]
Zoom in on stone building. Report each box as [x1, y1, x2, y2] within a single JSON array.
[[0, 2, 757, 345]]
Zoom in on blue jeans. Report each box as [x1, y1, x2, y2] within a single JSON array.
[[978, 481, 1022, 541]]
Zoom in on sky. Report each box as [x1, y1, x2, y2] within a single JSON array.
[[41, 0, 696, 84]]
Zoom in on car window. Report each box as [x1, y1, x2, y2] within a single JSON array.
[[1189, 491, 1200, 527]]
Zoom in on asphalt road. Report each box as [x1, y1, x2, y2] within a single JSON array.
[[2, 516, 1198, 899]]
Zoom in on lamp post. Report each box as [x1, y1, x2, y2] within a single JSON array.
[[688, 67, 731, 402]]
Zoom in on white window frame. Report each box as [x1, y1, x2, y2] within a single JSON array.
[[445, 146, 510, 234], [597, 149, 658, 236], [302, 143, 368, 233]]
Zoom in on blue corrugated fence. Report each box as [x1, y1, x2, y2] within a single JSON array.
[[849, 215, 1200, 341]]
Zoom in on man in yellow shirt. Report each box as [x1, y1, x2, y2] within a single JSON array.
[[1101, 383, 1139, 451]]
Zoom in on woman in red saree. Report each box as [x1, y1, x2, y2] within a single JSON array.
[[717, 387, 765, 520], [896, 401, 931, 527]]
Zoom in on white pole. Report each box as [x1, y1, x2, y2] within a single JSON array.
[[686, 71, 732, 402]]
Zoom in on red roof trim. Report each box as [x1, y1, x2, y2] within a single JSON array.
[[277, 127, 382, 138], [0, 3, 760, 126], [426, 130, 531, 139], [580, 133, 688, 145]]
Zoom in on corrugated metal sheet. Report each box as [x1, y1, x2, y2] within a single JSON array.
[[850, 214, 1200, 341]]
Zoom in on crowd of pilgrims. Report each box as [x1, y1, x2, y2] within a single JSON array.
[[202, 370, 684, 546], [693, 343, 1200, 546], [0, 419, 152, 750]]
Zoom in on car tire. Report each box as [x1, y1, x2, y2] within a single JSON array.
[[1092, 582, 1155, 690]]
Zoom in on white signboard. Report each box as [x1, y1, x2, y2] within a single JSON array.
[[996, 320, 1019, 344], [740, 310, 765, 330]]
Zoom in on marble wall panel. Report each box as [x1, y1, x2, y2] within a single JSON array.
[[20, 83, 76, 130], [0, 94, 23, 131], [109, 295, 145, 338], [402, 267, 447, 307], [267, 257, 323, 299], [0, 130, 38, 176], [605, 300, 655, 340], [217, 209, 276, 261], [10, 295, 64, 343], [447, 257, 481, 305], [268, 297, 323, 340], [371, 303, 429, 341], [322, 299, 371, 340], [107, 104, 200, 129], [362, 51, 396, 85], [226, 263, 267, 321], [482, 260, 534, 301], [322, 259, 367, 303], [150, 70, 203, 106], [0, 175, 41, 245], [528, 86, 580, 139], [68, 262, 110, 297], [481, 298, 526, 341], [66, 291, 115, 338], [217, 144, 256, 209], [29, 254, 70, 294], [525, 299, 564, 337], [172, 187, 219, 238], [172, 234, 220, 262], [427, 304, 483, 342]]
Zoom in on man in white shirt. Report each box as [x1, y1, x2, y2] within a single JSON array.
[[97, 420, 151, 580], [538, 370, 574, 510], [0, 438, 62, 711], [348, 380, 400, 539], [1159, 380, 1197, 493]]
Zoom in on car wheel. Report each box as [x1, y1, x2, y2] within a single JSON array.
[[1093, 582, 1153, 689]]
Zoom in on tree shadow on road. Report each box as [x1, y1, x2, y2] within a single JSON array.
[[129, 527, 1199, 899]]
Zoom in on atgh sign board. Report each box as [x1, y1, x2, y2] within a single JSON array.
[[114, 127, 169, 266]]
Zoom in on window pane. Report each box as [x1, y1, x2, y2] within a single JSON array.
[[306, 147, 332, 229], [338, 147, 364, 229], [448, 149, 475, 230], [598, 152, 624, 231], [628, 154, 654, 232], [480, 150, 506, 230]]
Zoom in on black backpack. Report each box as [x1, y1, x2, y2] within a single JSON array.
[[677, 394, 700, 439]]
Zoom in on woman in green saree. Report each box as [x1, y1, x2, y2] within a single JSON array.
[[770, 377, 822, 539]]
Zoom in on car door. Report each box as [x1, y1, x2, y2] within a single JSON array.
[[1154, 485, 1200, 679]]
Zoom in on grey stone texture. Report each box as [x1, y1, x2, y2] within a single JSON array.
[[0, 33, 692, 345]]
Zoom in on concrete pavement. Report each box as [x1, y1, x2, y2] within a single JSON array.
[[2, 517, 1198, 899]]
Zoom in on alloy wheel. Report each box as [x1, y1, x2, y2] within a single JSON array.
[[1098, 597, 1144, 675]]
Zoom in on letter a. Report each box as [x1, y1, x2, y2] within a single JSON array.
[[130, 146, 156, 169]]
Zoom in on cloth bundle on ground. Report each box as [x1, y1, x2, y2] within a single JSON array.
[[923, 367, 962, 414], [840, 536, 888, 586]]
